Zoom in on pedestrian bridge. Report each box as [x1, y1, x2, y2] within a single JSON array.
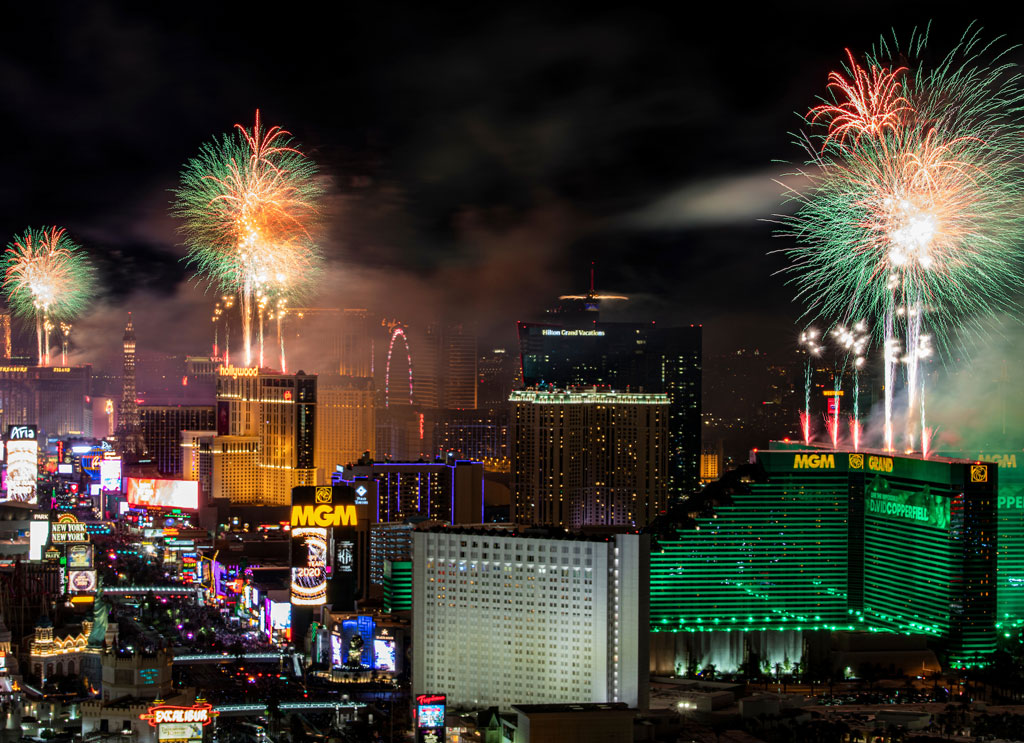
[[172, 652, 286, 664], [102, 585, 201, 597]]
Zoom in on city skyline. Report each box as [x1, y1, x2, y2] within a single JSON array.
[[4, 8, 1024, 741]]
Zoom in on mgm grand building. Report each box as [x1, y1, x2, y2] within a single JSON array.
[[651, 442, 998, 674]]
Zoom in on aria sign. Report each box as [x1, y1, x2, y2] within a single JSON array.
[[141, 703, 215, 727]]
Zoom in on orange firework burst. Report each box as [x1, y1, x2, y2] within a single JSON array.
[[174, 110, 323, 367], [2, 226, 93, 365]]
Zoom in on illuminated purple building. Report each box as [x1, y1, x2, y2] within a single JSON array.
[[338, 458, 484, 525]]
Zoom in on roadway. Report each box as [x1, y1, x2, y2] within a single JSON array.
[[214, 702, 367, 716]]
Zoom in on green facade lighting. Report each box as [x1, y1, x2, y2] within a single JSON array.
[[651, 445, 998, 666], [384, 559, 412, 613]]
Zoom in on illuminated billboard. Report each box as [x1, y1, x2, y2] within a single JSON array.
[[5, 425, 38, 503], [373, 637, 397, 672], [29, 519, 49, 560], [68, 544, 93, 569], [51, 514, 89, 543], [68, 570, 97, 593], [290, 484, 362, 610], [416, 694, 446, 743], [865, 484, 950, 529], [290, 527, 328, 606], [270, 601, 291, 631], [100, 457, 122, 491], [141, 703, 213, 743], [331, 633, 343, 667], [126, 478, 199, 510], [158, 723, 204, 741]]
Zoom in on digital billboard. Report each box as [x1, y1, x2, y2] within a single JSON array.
[[865, 484, 950, 529], [290, 485, 361, 610], [416, 694, 446, 743], [270, 601, 291, 633], [100, 457, 122, 491], [158, 723, 204, 742], [5, 425, 38, 503], [331, 633, 343, 667], [126, 478, 199, 510], [29, 519, 49, 561], [68, 544, 93, 569], [374, 637, 397, 672], [290, 527, 328, 606], [68, 570, 97, 593], [418, 703, 444, 727]]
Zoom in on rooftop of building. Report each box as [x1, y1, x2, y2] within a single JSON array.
[[765, 440, 984, 466], [418, 524, 639, 542], [217, 366, 314, 379], [509, 387, 670, 404], [343, 457, 483, 469], [0, 500, 41, 515], [510, 702, 633, 714], [370, 518, 448, 531]]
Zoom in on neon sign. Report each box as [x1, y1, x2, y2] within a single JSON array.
[[219, 366, 258, 378], [290, 504, 358, 527], [6, 425, 36, 440], [141, 703, 214, 726]]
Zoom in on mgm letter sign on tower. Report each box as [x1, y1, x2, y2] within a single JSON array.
[[290, 485, 361, 609]]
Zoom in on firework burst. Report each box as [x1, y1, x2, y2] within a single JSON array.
[[2, 227, 93, 365], [173, 110, 323, 367], [779, 24, 1024, 451]]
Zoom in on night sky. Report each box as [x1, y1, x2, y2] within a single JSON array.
[[3, 4, 1024, 368]]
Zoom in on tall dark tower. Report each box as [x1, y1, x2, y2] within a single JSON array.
[[517, 268, 703, 493], [116, 314, 145, 458]]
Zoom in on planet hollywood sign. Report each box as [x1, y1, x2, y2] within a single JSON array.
[[141, 703, 215, 727]]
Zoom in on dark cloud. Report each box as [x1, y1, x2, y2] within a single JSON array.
[[3, 5, 1024, 376]]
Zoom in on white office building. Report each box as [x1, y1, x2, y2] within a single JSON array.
[[412, 528, 648, 711]]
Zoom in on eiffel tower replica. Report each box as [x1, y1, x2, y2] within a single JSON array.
[[115, 313, 146, 459]]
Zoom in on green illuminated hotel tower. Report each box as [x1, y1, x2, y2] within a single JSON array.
[[650, 444, 997, 669]]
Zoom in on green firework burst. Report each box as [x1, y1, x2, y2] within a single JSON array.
[[777, 23, 1024, 351], [171, 111, 324, 301]]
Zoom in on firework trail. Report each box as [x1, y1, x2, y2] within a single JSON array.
[[779, 24, 1024, 451], [921, 381, 933, 458], [798, 330, 822, 443], [274, 297, 288, 373], [828, 321, 868, 450], [173, 110, 323, 367], [1, 227, 93, 365], [60, 322, 71, 366]]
